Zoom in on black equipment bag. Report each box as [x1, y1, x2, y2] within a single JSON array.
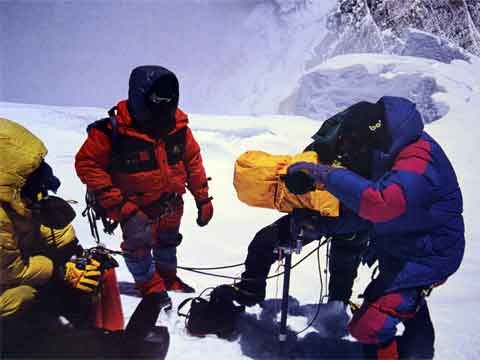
[[177, 288, 244, 338]]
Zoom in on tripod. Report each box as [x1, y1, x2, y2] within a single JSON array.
[[276, 229, 304, 352]]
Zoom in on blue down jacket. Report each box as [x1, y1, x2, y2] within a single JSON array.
[[309, 96, 464, 293]]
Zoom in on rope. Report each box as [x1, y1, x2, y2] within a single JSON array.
[[85, 231, 331, 287], [175, 237, 331, 283], [86, 240, 327, 283], [87, 235, 332, 337], [177, 263, 245, 271]]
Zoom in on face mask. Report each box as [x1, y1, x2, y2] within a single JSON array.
[[21, 161, 61, 202], [143, 93, 177, 138], [30, 195, 76, 229], [21, 161, 75, 228], [336, 135, 372, 178]]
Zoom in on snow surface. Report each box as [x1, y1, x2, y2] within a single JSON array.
[[1, 52, 479, 359]]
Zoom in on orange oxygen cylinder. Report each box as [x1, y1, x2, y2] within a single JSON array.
[[93, 268, 124, 331]]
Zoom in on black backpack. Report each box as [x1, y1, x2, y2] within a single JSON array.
[[177, 287, 244, 339]]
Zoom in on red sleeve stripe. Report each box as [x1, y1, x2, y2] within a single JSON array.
[[359, 183, 407, 223], [393, 138, 431, 175]]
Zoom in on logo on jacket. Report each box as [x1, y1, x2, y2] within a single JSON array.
[[171, 145, 182, 156], [369, 120, 382, 132]]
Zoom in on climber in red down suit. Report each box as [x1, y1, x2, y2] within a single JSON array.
[[75, 65, 213, 299]]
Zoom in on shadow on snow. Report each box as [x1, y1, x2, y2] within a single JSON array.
[[236, 296, 363, 359]]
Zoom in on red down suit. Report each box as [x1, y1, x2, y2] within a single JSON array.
[[75, 100, 209, 229]]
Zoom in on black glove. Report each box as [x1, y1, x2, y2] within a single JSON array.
[[282, 172, 316, 195]]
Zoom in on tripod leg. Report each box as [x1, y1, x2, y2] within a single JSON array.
[[279, 253, 292, 354]]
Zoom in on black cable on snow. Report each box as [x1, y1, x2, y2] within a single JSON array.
[[294, 237, 331, 337], [177, 263, 245, 271], [176, 237, 330, 283]]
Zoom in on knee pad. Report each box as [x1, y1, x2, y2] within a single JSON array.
[[349, 317, 380, 344], [348, 307, 397, 345]]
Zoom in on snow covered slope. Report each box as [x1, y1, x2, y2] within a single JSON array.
[[0, 1, 335, 114], [282, 53, 480, 124], [1, 52, 479, 359]]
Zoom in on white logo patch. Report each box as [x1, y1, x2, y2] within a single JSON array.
[[369, 120, 382, 132]]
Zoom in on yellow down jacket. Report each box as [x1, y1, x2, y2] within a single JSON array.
[[234, 150, 339, 216], [0, 118, 76, 288]]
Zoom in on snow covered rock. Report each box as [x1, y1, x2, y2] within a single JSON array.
[[399, 29, 469, 63], [327, 0, 480, 58], [281, 54, 453, 123]]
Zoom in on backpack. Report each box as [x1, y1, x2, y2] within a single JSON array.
[[177, 288, 244, 339]]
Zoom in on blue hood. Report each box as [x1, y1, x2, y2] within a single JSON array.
[[372, 97, 424, 179], [382, 96, 424, 158], [127, 65, 179, 128]]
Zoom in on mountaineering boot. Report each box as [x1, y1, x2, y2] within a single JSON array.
[[127, 271, 171, 348], [124, 291, 172, 347], [232, 281, 265, 306], [157, 270, 195, 293], [135, 271, 167, 297], [213, 281, 265, 307]]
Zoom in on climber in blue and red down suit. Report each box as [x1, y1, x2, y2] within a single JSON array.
[[75, 65, 213, 299], [286, 97, 465, 359]]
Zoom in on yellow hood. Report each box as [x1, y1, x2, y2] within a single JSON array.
[[0, 118, 47, 214]]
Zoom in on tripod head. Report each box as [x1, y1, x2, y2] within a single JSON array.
[[276, 228, 304, 255]]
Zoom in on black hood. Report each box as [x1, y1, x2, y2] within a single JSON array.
[[127, 65, 179, 137], [309, 100, 390, 178]]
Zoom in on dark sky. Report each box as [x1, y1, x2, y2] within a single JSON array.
[[0, 1, 256, 111]]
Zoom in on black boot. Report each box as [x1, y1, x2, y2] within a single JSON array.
[[210, 281, 265, 307], [232, 280, 266, 306]]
